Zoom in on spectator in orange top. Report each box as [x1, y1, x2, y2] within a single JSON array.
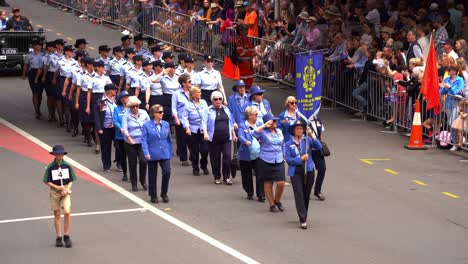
[[242, 1, 258, 37]]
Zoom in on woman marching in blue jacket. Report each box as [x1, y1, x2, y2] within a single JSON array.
[[285, 120, 322, 229]]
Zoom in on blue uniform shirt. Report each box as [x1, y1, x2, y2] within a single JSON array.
[[253, 128, 284, 164], [172, 88, 190, 118], [160, 74, 180, 95], [148, 72, 163, 96], [79, 70, 94, 92], [128, 67, 143, 88], [24, 51, 44, 69], [87, 73, 112, 93], [113, 105, 127, 140], [196, 68, 222, 91], [228, 92, 249, 126], [47, 52, 65, 72], [58, 57, 78, 78], [108, 57, 127, 76], [122, 109, 150, 144], [96, 56, 113, 72], [181, 99, 209, 133]]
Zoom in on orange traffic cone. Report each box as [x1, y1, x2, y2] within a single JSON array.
[[405, 100, 427, 150]]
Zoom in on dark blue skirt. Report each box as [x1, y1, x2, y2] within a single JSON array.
[[79, 91, 93, 124]]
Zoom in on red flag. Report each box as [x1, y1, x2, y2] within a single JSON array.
[[420, 35, 441, 114]]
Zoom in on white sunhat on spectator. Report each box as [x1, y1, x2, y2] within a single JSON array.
[[298, 11, 310, 20], [372, 59, 386, 68], [429, 3, 439, 11]]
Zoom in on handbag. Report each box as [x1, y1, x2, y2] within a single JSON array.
[[311, 122, 331, 157], [231, 143, 240, 178]]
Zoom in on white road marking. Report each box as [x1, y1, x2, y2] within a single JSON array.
[[0, 117, 261, 264], [0, 208, 146, 224]]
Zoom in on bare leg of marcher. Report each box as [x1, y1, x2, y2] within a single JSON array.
[[53, 210, 61, 236], [264, 181, 274, 206], [63, 212, 70, 235], [274, 181, 285, 203]]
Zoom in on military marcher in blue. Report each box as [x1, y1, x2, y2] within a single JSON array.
[[48, 39, 65, 124], [75, 57, 95, 147], [133, 34, 152, 61], [238, 106, 265, 201], [57, 45, 78, 130], [22, 39, 44, 119], [181, 86, 210, 176], [205, 91, 237, 185], [122, 96, 150, 192], [285, 120, 322, 229], [149, 45, 163, 63], [96, 45, 112, 72], [74, 38, 89, 57], [94, 84, 118, 172], [253, 114, 286, 213], [43, 145, 77, 248], [113, 91, 130, 181], [175, 54, 186, 75], [67, 50, 86, 137], [108, 46, 126, 90], [241, 85, 272, 125], [228, 80, 249, 129], [194, 55, 225, 106], [142, 104, 173, 203], [127, 54, 144, 98], [144, 60, 165, 110], [160, 61, 179, 125], [86, 60, 112, 154], [41, 41, 58, 122], [172, 73, 192, 166]]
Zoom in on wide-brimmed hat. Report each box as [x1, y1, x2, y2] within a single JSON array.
[[249, 85, 265, 98], [117, 91, 130, 105], [288, 119, 307, 135], [49, 145, 67, 155], [297, 11, 309, 20], [232, 80, 246, 91], [325, 5, 341, 17], [262, 113, 279, 123], [381, 26, 394, 34]]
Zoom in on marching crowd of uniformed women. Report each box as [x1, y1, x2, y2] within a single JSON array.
[[22, 35, 328, 229]]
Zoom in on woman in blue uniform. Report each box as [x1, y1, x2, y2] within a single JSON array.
[[238, 106, 264, 201], [122, 96, 150, 192], [142, 104, 173, 203], [75, 57, 95, 147], [205, 91, 237, 185], [181, 86, 209, 176], [285, 120, 322, 229], [278, 96, 306, 143], [22, 39, 44, 119], [113, 91, 130, 181], [253, 114, 285, 213]]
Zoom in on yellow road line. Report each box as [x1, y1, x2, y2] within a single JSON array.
[[412, 180, 427, 186], [359, 158, 390, 165], [36, 24, 43, 28], [46, 28, 53, 32], [66, 37, 73, 41], [384, 169, 399, 175], [442, 192, 460, 199], [56, 32, 63, 36], [89, 47, 96, 50]]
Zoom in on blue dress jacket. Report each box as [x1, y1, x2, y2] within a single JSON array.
[[204, 105, 235, 142], [112, 105, 127, 140], [277, 110, 307, 143], [141, 120, 173, 160], [237, 120, 262, 161], [228, 92, 249, 127], [285, 136, 322, 177]]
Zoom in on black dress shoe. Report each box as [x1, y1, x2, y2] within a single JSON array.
[[202, 168, 209, 175], [55, 236, 63, 247], [193, 170, 200, 176], [314, 193, 325, 201], [132, 185, 138, 192], [274, 201, 284, 212], [122, 174, 128, 181], [257, 197, 266, 202], [142, 184, 147, 190], [247, 194, 253, 200], [269, 205, 279, 213], [160, 194, 169, 203], [63, 235, 72, 248], [150, 197, 159, 203]]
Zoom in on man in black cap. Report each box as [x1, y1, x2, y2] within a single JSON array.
[[22, 39, 44, 119], [43, 144, 77, 248], [74, 39, 89, 57], [5, 7, 32, 31], [94, 83, 118, 172], [96, 45, 112, 72]]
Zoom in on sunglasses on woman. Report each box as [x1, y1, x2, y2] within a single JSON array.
[[289, 101, 297, 105], [131, 105, 139, 109], [213, 98, 222, 101]]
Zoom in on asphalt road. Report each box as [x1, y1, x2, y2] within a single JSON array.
[[1, 1, 468, 264]]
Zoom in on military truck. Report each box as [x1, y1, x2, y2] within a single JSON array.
[[0, 29, 46, 71]]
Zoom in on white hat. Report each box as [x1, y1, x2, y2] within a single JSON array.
[[429, 3, 439, 11]]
